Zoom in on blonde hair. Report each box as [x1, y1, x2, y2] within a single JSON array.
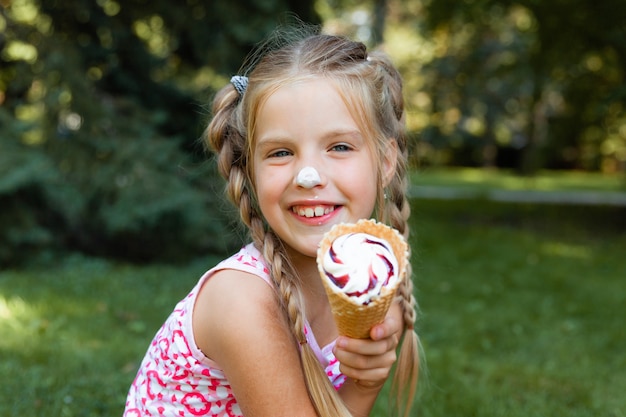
[[205, 27, 419, 417]]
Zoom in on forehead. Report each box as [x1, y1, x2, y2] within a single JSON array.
[[252, 78, 365, 143]]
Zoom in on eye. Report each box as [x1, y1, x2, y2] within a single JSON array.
[[269, 149, 292, 158], [330, 143, 353, 152]]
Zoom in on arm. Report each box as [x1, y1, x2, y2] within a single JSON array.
[[334, 301, 404, 417], [193, 269, 319, 417]]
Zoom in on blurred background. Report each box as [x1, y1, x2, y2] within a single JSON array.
[[1, 1, 625, 416], [1, 0, 625, 266]]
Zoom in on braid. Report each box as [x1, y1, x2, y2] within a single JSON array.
[[385, 176, 420, 417], [372, 53, 420, 417], [373, 50, 418, 335], [206, 86, 242, 178], [205, 83, 264, 243], [261, 230, 353, 416], [384, 150, 420, 417], [260, 231, 305, 341]]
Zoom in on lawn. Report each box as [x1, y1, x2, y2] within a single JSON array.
[[0, 256, 218, 416], [399, 200, 625, 417], [1, 173, 624, 416], [411, 167, 626, 193]]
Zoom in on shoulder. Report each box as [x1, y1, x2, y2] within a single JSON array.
[[193, 267, 279, 354], [193, 268, 318, 415]]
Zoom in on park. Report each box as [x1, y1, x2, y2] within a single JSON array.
[[1, 1, 625, 416]]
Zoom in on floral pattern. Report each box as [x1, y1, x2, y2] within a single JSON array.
[[124, 244, 344, 416]]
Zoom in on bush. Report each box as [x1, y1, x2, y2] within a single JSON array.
[[0, 103, 236, 267]]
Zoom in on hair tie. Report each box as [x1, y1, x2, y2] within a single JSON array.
[[230, 75, 248, 96]]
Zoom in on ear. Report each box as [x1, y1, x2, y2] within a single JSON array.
[[382, 138, 398, 187]]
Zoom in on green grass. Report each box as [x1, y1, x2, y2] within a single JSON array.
[[0, 256, 219, 417], [412, 167, 626, 193], [1, 197, 625, 416], [404, 200, 625, 417]]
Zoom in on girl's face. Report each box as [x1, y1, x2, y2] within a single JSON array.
[[252, 78, 396, 258]]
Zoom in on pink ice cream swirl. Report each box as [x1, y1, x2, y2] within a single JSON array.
[[322, 232, 399, 305]]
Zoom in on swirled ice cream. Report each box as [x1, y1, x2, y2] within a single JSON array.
[[321, 232, 399, 305], [317, 219, 409, 338]]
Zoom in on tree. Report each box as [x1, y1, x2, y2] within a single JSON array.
[[419, 0, 626, 173], [0, 0, 320, 266]]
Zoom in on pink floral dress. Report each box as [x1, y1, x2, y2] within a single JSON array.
[[124, 243, 345, 417]]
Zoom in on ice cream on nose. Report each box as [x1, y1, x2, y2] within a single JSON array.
[[296, 166, 321, 188]]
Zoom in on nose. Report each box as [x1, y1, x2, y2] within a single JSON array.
[[295, 166, 322, 189]]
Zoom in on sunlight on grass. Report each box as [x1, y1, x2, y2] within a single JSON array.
[[0, 256, 216, 416], [540, 241, 592, 260], [0, 295, 42, 338], [0, 291, 128, 372], [0, 296, 33, 327]]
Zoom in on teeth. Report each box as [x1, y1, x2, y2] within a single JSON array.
[[293, 205, 334, 218]]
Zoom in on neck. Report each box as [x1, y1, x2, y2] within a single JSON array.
[[285, 247, 336, 344], [285, 247, 327, 302]]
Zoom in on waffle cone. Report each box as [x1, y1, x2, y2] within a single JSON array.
[[317, 219, 408, 338]]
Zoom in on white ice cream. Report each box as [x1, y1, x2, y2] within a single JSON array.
[[321, 232, 399, 305]]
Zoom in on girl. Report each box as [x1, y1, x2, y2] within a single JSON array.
[[124, 27, 419, 417]]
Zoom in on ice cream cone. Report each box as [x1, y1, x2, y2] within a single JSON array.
[[317, 219, 408, 338]]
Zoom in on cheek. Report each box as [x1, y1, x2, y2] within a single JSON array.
[[344, 167, 379, 213], [254, 167, 287, 209]]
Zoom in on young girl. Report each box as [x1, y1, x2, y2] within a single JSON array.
[[124, 27, 419, 417]]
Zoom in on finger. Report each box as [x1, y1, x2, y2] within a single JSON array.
[[341, 365, 392, 385], [370, 312, 402, 341], [336, 334, 398, 356], [337, 350, 397, 382], [334, 343, 397, 370]]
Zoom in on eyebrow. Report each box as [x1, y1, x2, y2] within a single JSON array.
[[256, 128, 364, 145], [326, 129, 363, 141]]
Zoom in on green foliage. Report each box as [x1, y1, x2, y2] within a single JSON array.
[[0, 0, 320, 266], [0, 109, 61, 264], [0, 29, 235, 266], [0, 111, 235, 266], [416, 0, 626, 172], [4, 0, 624, 266], [325, 0, 626, 174]]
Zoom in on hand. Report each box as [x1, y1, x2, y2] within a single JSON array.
[[333, 303, 403, 389]]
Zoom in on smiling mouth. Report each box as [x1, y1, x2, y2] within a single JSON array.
[[291, 205, 336, 218]]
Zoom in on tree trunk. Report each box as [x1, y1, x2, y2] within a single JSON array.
[[372, 0, 388, 46]]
